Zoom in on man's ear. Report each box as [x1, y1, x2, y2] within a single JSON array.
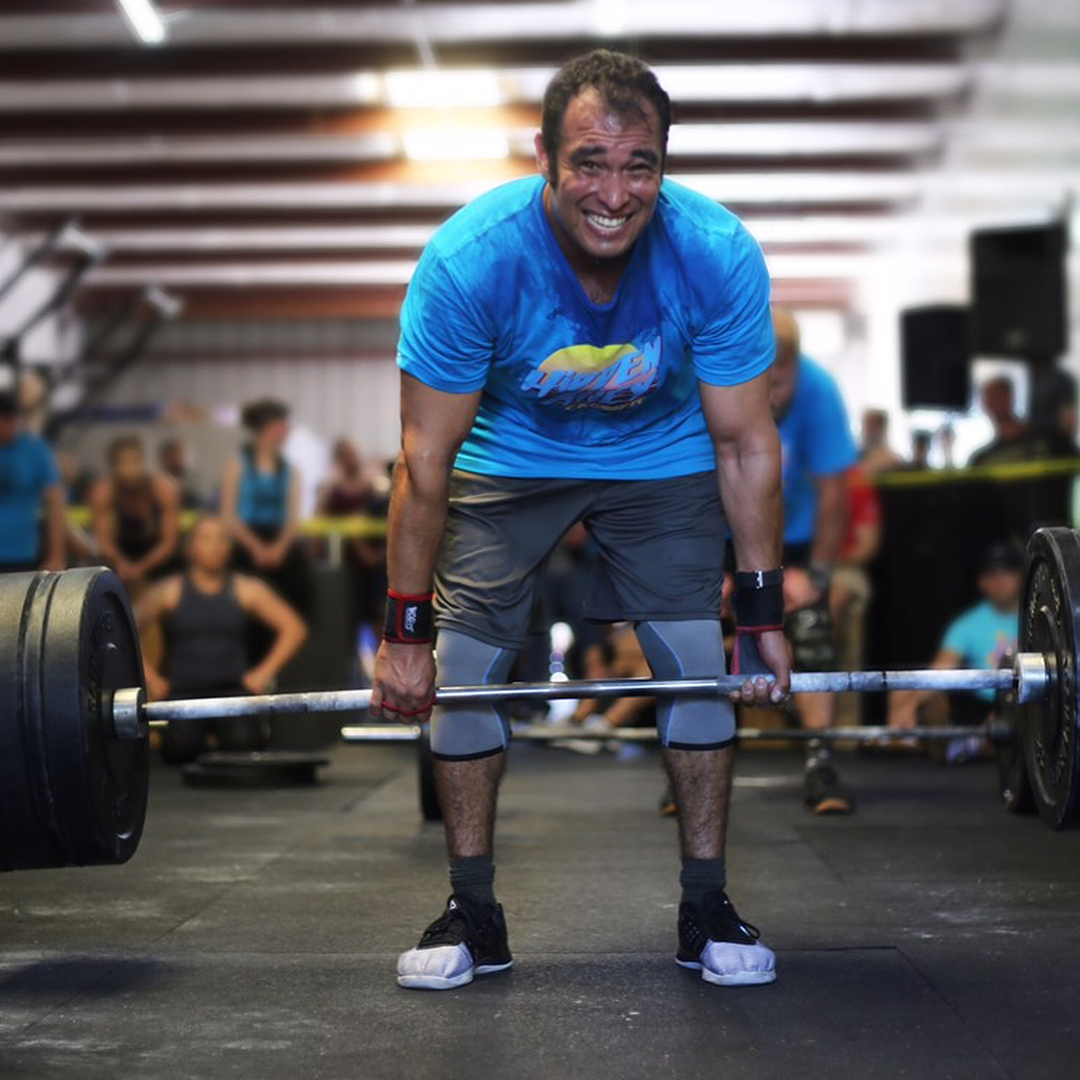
[[534, 131, 551, 180]]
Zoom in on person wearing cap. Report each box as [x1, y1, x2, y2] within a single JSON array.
[[886, 543, 1023, 760], [0, 386, 66, 574]]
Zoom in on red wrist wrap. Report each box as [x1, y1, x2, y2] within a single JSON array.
[[383, 590, 435, 644]]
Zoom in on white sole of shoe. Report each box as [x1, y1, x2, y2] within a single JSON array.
[[397, 959, 512, 991], [676, 958, 777, 987]]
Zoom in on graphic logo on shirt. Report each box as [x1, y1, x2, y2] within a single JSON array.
[[520, 336, 661, 412], [988, 633, 1015, 672]]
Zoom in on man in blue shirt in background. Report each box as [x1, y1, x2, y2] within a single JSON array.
[[769, 308, 859, 813], [371, 50, 793, 993], [0, 385, 66, 574]]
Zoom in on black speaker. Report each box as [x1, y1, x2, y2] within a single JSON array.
[[901, 305, 971, 410], [970, 222, 1067, 359]]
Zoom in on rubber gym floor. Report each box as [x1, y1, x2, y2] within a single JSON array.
[[1, 742, 1078, 1080]]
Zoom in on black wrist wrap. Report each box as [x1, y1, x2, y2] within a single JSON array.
[[383, 590, 435, 645], [734, 569, 784, 629]]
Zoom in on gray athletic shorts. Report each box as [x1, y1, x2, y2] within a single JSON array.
[[435, 470, 726, 648]]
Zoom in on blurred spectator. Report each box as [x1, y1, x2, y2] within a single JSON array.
[[540, 522, 605, 670], [136, 515, 307, 764], [859, 408, 904, 474], [970, 376, 1028, 466], [887, 542, 1021, 762], [971, 374, 1077, 467], [221, 398, 313, 661], [0, 387, 66, 573], [317, 437, 389, 673], [158, 436, 206, 510], [1030, 368, 1079, 452], [89, 434, 181, 594], [54, 449, 95, 565], [910, 430, 932, 470], [17, 368, 49, 436], [770, 305, 859, 815], [570, 623, 653, 730], [830, 465, 883, 710]]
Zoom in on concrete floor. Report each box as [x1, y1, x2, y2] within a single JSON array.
[[1, 742, 1079, 1080]]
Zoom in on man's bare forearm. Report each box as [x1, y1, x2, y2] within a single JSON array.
[[715, 429, 784, 572], [386, 450, 453, 595]]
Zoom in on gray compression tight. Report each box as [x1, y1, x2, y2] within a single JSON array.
[[429, 630, 516, 760], [634, 620, 735, 749], [430, 620, 734, 758]]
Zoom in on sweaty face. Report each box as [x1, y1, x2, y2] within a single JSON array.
[[537, 88, 663, 264], [188, 520, 232, 573]]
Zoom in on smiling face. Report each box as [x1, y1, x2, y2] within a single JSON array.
[[536, 87, 664, 266]]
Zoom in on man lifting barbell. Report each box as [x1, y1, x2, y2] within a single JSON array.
[[369, 50, 792, 991], [1, 534, 1075, 876]]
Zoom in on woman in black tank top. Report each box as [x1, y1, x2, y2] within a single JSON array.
[[91, 434, 181, 595], [163, 573, 249, 697], [135, 515, 308, 764]]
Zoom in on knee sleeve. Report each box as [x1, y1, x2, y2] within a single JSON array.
[[635, 620, 735, 750], [430, 630, 516, 760]]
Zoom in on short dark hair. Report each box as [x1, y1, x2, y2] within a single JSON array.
[[107, 433, 144, 465], [541, 50, 672, 182], [983, 375, 1015, 398], [241, 398, 289, 433]]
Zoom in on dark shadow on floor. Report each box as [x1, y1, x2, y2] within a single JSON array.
[[0, 956, 174, 1001]]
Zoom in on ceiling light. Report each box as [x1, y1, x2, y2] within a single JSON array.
[[593, 0, 627, 36], [385, 70, 503, 109], [115, 0, 166, 46], [401, 129, 510, 161]]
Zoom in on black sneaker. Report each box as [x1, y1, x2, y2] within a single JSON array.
[[397, 894, 513, 990], [804, 763, 853, 815], [676, 890, 776, 986]]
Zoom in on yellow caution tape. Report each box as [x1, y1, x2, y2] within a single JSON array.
[[66, 507, 388, 539], [871, 458, 1080, 489]]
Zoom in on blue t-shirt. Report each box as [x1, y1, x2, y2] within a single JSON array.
[[776, 357, 857, 546], [0, 432, 60, 562], [397, 175, 775, 479], [942, 600, 1018, 701]]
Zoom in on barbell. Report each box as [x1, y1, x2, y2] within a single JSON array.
[[1, 526, 1079, 872]]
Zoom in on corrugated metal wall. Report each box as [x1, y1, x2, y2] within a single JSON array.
[[106, 352, 402, 461], [97, 317, 404, 461]]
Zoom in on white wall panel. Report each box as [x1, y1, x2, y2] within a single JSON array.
[[108, 353, 402, 461]]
